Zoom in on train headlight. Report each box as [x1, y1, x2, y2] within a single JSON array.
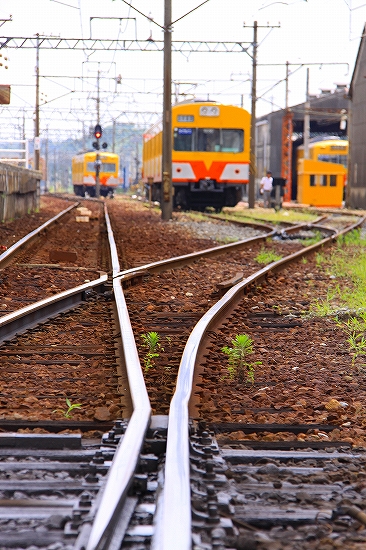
[[199, 106, 220, 117]]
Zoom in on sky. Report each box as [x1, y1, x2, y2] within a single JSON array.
[[0, 0, 365, 141]]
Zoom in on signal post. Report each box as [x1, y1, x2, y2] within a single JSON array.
[[93, 124, 107, 199]]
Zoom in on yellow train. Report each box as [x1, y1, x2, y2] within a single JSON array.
[[142, 101, 251, 211], [296, 138, 348, 207], [71, 152, 120, 198], [297, 137, 348, 167]]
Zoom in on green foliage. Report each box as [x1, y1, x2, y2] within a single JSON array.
[[221, 334, 261, 383], [217, 236, 239, 244], [302, 230, 323, 246], [336, 313, 366, 367], [315, 252, 326, 267], [337, 228, 366, 247], [309, 286, 340, 317], [308, 228, 366, 374], [219, 208, 318, 224], [141, 331, 163, 372], [255, 247, 282, 265], [53, 398, 82, 418]]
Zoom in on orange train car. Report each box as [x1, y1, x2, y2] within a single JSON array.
[[142, 101, 251, 211]]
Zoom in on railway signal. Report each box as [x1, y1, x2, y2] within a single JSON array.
[[94, 124, 102, 139], [93, 124, 102, 150], [93, 125, 108, 150]]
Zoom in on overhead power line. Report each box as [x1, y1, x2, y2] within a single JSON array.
[[0, 36, 251, 52]]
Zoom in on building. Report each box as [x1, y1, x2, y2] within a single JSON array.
[[256, 86, 349, 201], [348, 24, 366, 209]]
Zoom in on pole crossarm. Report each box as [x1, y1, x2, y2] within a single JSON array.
[[0, 36, 251, 52]]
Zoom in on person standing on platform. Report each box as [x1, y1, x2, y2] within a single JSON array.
[[260, 171, 273, 208]]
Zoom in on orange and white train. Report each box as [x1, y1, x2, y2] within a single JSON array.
[[71, 152, 120, 198], [142, 101, 251, 211]]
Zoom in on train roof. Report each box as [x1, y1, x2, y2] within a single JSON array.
[[297, 138, 348, 150], [73, 151, 119, 157], [144, 101, 250, 138], [308, 136, 347, 143]]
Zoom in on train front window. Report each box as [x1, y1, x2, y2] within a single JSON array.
[[197, 128, 221, 152], [173, 127, 244, 152], [100, 163, 116, 173], [196, 128, 243, 152], [221, 129, 244, 152], [86, 162, 116, 173], [174, 128, 194, 151]]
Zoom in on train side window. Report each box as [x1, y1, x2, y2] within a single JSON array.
[[174, 128, 194, 151], [310, 175, 316, 186], [330, 175, 337, 187], [321, 175, 327, 186]]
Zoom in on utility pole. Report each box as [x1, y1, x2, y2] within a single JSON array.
[[82, 122, 86, 152], [45, 125, 49, 192], [281, 61, 293, 202], [245, 22, 281, 208], [248, 21, 257, 209], [304, 68, 310, 159], [95, 68, 101, 199], [134, 141, 139, 186], [53, 148, 57, 192], [34, 34, 40, 172], [161, 0, 173, 221]]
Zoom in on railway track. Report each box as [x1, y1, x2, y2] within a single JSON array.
[[0, 197, 364, 548]]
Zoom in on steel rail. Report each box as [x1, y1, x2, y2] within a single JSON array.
[[114, 221, 335, 286], [0, 203, 152, 548], [280, 223, 337, 238], [0, 202, 79, 268], [115, 224, 276, 284], [159, 215, 365, 550], [85, 205, 151, 550], [0, 273, 108, 343]]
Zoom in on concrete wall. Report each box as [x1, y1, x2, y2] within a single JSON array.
[[0, 162, 41, 222]]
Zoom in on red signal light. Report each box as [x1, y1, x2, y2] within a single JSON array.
[[94, 124, 102, 139]]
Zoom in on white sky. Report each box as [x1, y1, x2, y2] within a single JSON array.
[[0, 0, 365, 140]]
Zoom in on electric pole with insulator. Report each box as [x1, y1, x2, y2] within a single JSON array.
[[161, 0, 173, 220]]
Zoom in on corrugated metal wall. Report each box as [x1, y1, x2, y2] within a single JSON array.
[[349, 35, 366, 209]]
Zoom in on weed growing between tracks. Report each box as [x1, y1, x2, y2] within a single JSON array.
[[255, 246, 282, 265], [52, 398, 82, 418], [141, 332, 163, 372], [302, 230, 323, 246], [336, 314, 366, 368], [219, 206, 318, 225], [221, 334, 261, 384]]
